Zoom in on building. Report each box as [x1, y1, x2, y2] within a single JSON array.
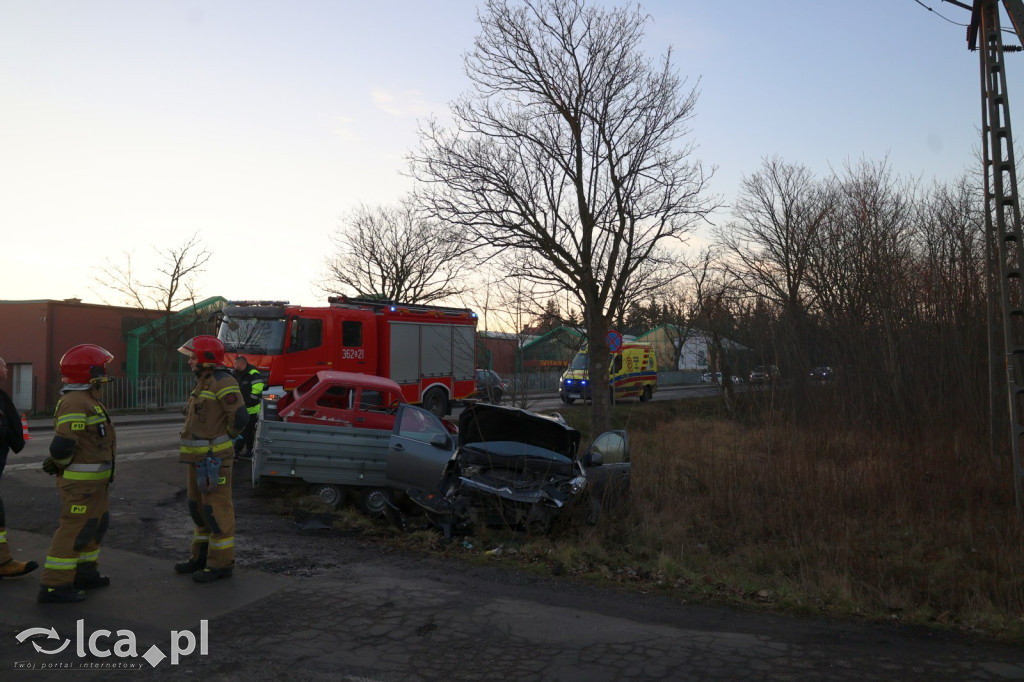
[[476, 330, 523, 376], [0, 297, 225, 414], [638, 325, 749, 373]]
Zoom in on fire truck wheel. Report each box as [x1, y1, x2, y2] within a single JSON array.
[[310, 483, 345, 509], [359, 487, 392, 517], [422, 388, 449, 418]]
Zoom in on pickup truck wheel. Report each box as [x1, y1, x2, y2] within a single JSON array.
[[310, 483, 345, 509], [422, 388, 449, 418], [359, 487, 392, 517]]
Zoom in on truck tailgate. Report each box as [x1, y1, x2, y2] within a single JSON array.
[[252, 418, 391, 488]]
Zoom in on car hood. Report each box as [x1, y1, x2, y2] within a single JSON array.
[[457, 403, 581, 460]]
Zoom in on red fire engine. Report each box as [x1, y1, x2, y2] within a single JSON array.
[[216, 297, 478, 416]]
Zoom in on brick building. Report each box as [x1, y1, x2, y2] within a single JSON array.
[[0, 298, 224, 414]]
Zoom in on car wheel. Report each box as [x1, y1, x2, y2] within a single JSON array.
[[560, 394, 575, 404], [359, 487, 392, 517], [639, 385, 652, 402], [422, 387, 449, 418], [310, 483, 344, 509]]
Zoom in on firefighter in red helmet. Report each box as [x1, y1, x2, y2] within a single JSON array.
[[174, 335, 248, 583], [38, 344, 116, 603]]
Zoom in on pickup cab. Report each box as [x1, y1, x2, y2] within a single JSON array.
[[253, 370, 457, 514]]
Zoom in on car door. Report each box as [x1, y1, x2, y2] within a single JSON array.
[[385, 405, 457, 492], [582, 430, 631, 502], [352, 387, 399, 431]]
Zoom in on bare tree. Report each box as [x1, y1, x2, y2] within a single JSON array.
[[319, 196, 471, 304], [96, 232, 211, 312], [716, 156, 832, 380], [93, 233, 213, 406], [686, 247, 744, 412], [410, 0, 718, 432]]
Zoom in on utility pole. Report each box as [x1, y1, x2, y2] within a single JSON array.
[[965, 0, 1024, 520]]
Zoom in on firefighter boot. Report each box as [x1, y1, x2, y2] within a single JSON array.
[[0, 559, 39, 578], [174, 543, 208, 574], [74, 562, 110, 589], [192, 564, 233, 583], [38, 584, 86, 603]]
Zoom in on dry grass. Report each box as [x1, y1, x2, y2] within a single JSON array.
[[549, 399, 1024, 642]]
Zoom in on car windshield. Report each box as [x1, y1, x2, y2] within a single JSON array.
[[569, 352, 589, 370]]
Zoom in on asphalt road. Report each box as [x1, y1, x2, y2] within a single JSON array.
[[2, 401, 1022, 680]]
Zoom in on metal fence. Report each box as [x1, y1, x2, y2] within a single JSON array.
[[102, 374, 193, 411], [97, 369, 701, 412]]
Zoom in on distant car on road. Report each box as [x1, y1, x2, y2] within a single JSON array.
[[809, 366, 834, 382], [748, 365, 780, 384], [701, 371, 741, 385], [473, 369, 508, 404]]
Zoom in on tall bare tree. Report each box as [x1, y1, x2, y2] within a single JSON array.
[[319, 196, 470, 305], [410, 0, 718, 432]]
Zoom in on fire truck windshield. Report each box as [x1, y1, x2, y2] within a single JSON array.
[[218, 317, 287, 355]]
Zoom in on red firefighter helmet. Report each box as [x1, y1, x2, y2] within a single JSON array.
[[178, 335, 227, 368], [60, 344, 114, 385]]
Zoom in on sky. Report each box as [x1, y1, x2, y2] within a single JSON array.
[[0, 0, 1006, 314]]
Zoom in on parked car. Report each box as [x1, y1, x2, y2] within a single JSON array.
[[399, 403, 630, 536], [472, 369, 508, 404], [701, 371, 742, 385], [275, 371, 408, 430], [748, 365, 780, 384], [809, 366, 834, 382]]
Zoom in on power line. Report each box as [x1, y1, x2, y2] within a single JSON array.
[[912, 0, 969, 27]]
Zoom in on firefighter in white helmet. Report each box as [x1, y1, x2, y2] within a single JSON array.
[[174, 335, 248, 583]]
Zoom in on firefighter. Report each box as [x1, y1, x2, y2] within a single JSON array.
[[231, 355, 265, 458], [38, 344, 116, 603], [174, 335, 248, 583], [0, 357, 38, 580]]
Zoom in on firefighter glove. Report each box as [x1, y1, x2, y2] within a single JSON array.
[[42, 458, 61, 476], [195, 455, 221, 493]]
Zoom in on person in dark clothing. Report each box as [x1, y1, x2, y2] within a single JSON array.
[[231, 355, 265, 459], [0, 357, 38, 580]]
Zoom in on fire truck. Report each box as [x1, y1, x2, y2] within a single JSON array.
[[216, 297, 478, 416]]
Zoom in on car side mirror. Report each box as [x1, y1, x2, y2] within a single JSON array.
[[430, 433, 450, 449], [584, 430, 629, 466]]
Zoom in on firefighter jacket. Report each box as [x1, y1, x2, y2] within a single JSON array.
[[179, 368, 249, 464], [233, 363, 266, 416], [50, 388, 116, 481]]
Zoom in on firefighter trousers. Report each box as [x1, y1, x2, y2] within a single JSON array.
[[185, 458, 235, 569], [40, 479, 110, 587]]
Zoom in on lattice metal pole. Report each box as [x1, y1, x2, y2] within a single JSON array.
[[979, 0, 1024, 520]]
